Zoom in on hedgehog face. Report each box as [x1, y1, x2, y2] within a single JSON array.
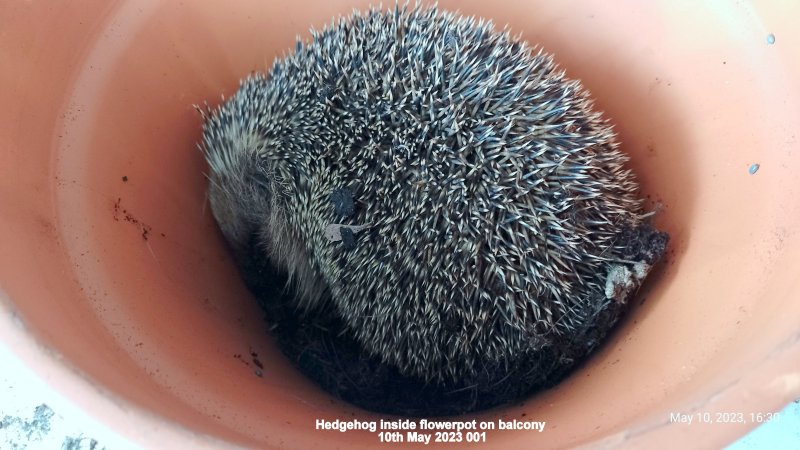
[[200, 102, 270, 262], [200, 88, 332, 309]]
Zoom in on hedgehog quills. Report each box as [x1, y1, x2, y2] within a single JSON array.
[[199, 5, 669, 416]]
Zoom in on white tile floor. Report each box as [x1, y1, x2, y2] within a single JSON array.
[[1, 343, 797, 449], [0, 345, 138, 450]]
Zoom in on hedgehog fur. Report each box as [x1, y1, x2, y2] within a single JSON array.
[[199, 5, 667, 386]]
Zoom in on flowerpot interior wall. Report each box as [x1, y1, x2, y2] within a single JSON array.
[[1, 0, 799, 448]]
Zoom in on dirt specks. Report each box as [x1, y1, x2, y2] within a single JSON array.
[[234, 350, 266, 378], [233, 353, 249, 367], [112, 197, 153, 241], [250, 351, 264, 370]]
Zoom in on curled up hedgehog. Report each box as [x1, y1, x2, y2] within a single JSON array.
[[198, 5, 668, 415]]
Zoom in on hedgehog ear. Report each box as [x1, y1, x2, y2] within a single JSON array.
[[249, 155, 273, 187]]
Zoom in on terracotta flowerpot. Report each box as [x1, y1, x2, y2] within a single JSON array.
[[1, 1, 798, 448]]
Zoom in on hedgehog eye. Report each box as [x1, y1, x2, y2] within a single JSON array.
[[250, 158, 275, 192], [250, 171, 271, 191]]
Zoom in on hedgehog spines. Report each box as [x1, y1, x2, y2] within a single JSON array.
[[201, 4, 663, 386]]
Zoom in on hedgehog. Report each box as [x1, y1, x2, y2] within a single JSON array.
[[199, 4, 668, 397]]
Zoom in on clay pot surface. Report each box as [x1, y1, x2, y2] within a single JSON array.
[[1, 1, 798, 448]]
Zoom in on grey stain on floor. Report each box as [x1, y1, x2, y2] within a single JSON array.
[[0, 404, 106, 450], [1, 404, 54, 449]]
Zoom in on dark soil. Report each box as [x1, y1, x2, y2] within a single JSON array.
[[237, 224, 668, 416]]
